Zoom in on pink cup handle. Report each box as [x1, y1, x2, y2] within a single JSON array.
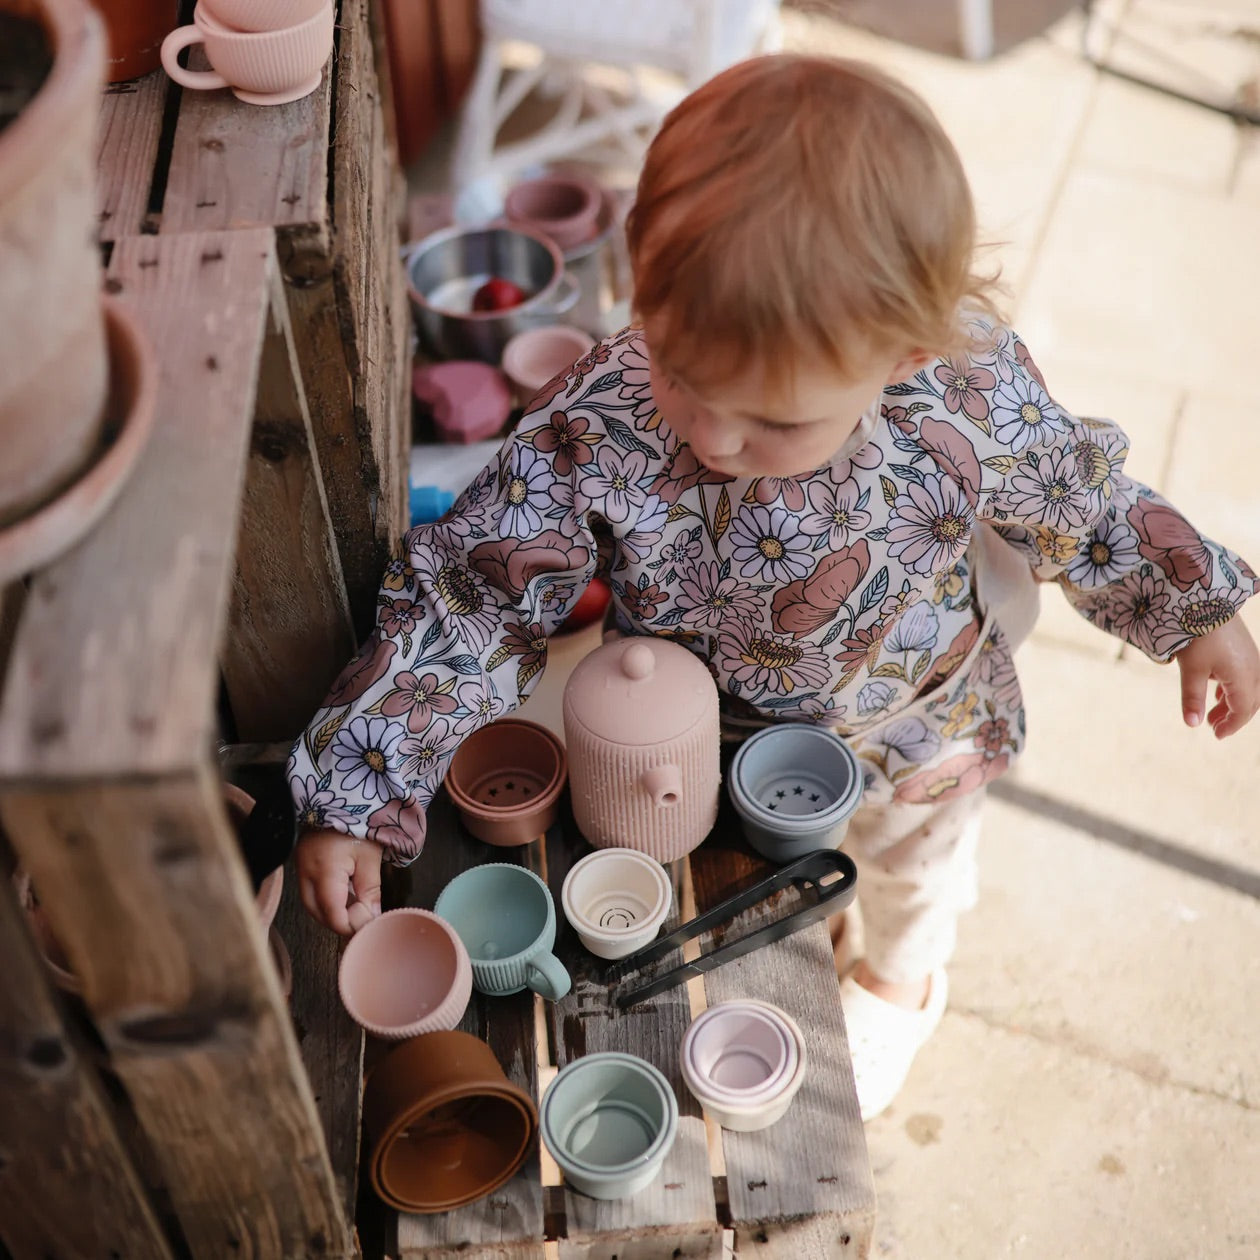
[[161, 24, 229, 90]]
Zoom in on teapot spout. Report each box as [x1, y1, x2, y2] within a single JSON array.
[[640, 764, 682, 808]]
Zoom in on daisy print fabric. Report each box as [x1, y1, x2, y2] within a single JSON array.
[[289, 322, 1259, 858]]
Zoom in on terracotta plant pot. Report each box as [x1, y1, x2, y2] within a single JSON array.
[[363, 1030, 538, 1212], [445, 717, 567, 846], [94, 0, 178, 81], [0, 296, 158, 584], [0, 0, 110, 528], [338, 908, 473, 1039], [12, 868, 82, 994], [222, 781, 285, 931]]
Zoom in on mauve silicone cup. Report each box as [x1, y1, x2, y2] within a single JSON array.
[[680, 1000, 807, 1132], [445, 718, 567, 846], [338, 908, 473, 1039], [504, 175, 602, 251], [363, 1030, 537, 1212]]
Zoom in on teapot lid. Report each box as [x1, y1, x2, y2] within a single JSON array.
[[563, 636, 717, 746]]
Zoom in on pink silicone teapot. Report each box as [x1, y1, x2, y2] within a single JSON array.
[[562, 635, 720, 863]]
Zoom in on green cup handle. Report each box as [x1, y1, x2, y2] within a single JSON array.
[[526, 951, 571, 1001]]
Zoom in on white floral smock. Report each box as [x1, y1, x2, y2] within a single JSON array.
[[287, 319, 1259, 862]]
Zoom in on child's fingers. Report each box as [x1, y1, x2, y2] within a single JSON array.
[[351, 844, 383, 918], [1209, 676, 1259, 739], [311, 869, 355, 936], [1178, 655, 1211, 727]]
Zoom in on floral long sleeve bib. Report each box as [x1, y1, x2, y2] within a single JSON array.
[[288, 320, 1258, 861]]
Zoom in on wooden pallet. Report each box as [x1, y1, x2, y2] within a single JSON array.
[[391, 787, 878, 1260], [0, 3, 408, 1255]]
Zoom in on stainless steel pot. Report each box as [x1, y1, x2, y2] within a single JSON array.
[[405, 225, 580, 364]]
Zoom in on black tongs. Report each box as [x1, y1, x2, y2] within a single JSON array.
[[607, 849, 858, 1008]]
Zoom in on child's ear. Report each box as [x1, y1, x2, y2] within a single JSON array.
[[886, 350, 933, 384]]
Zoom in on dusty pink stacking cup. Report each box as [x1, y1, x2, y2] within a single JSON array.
[[563, 636, 720, 863]]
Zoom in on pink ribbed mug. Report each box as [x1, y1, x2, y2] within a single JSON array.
[[563, 636, 720, 863], [160, 0, 333, 105]]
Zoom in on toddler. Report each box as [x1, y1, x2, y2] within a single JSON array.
[[290, 55, 1260, 1120]]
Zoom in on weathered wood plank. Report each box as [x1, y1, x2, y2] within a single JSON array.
[[689, 805, 875, 1257], [546, 819, 722, 1260], [97, 70, 169, 241], [224, 267, 356, 742], [0, 840, 173, 1260], [396, 790, 546, 1258], [159, 47, 332, 237], [0, 230, 271, 781], [0, 771, 352, 1260], [273, 858, 365, 1233]]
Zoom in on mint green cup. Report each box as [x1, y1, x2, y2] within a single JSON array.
[[540, 1053, 679, 1199], [434, 864, 571, 1001]]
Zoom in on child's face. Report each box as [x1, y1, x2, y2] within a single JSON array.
[[646, 339, 921, 479]]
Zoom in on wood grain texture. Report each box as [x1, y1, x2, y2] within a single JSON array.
[[224, 268, 356, 742], [97, 70, 169, 241], [159, 47, 332, 237], [545, 818, 721, 1260], [273, 860, 365, 1233], [0, 231, 270, 781], [0, 853, 173, 1260], [689, 803, 875, 1256], [0, 769, 351, 1260], [396, 790, 546, 1258]]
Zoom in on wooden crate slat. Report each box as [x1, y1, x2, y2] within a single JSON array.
[[224, 266, 357, 742], [158, 51, 332, 238], [0, 772, 352, 1260], [545, 822, 721, 1260], [0, 857, 173, 1260], [688, 813, 876, 1256], [396, 791, 546, 1257], [0, 230, 272, 781], [97, 71, 170, 242], [273, 859, 365, 1230]]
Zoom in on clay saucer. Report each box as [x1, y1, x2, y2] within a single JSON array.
[[0, 295, 157, 584]]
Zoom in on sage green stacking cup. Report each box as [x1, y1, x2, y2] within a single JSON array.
[[434, 863, 571, 1001]]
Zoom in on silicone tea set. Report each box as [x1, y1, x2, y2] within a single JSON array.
[[339, 633, 866, 1212]]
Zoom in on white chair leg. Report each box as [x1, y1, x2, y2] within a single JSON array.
[[451, 37, 508, 192], [958, 0, 995, 61]]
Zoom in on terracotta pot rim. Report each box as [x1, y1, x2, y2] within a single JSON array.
[[0, 0, 105, 204], [445, 719, 567, 820], [12, 867, 83, 993], [0, 295, 158, 583]]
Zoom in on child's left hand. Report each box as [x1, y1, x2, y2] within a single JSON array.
[[1174, 616, 1260, 737]]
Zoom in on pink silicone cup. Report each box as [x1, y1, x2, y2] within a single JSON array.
[[339, 909, 473, 1039]]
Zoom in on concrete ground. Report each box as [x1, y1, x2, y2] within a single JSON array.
[[412, 3, 1260, 1254]]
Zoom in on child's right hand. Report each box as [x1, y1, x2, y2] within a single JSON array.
[[295, 828, 383, 937]]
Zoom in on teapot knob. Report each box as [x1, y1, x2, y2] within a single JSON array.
[[620, 642, 655, 681]]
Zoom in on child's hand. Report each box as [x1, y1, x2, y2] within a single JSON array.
[[295, 828, 383, 936], [1174, 616, 1260, 738]]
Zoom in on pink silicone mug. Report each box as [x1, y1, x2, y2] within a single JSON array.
[[160, 1, 334, 105], [200, 0, 327, 32]]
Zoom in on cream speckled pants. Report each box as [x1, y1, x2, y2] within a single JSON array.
[[829, 788, 985, 984]]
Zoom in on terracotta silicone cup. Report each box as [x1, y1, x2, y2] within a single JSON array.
[[445, 717, 567, 847], [504, 175, 603, 251], [434, 863, 571, 1001], [560, 848, 672, 961], [160, 0, 333, 105], [540, 1052, 679, 1199], [501, 325, 594, 404], [200, 0, 327, 32], [363, 1030, 538, 1212], [728, 724, 864, 864], [680, 1000, 807, 1132], [338, 908, 474, 1039]]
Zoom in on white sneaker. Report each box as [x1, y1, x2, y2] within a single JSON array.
[[839, 967, 948, 1122]]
